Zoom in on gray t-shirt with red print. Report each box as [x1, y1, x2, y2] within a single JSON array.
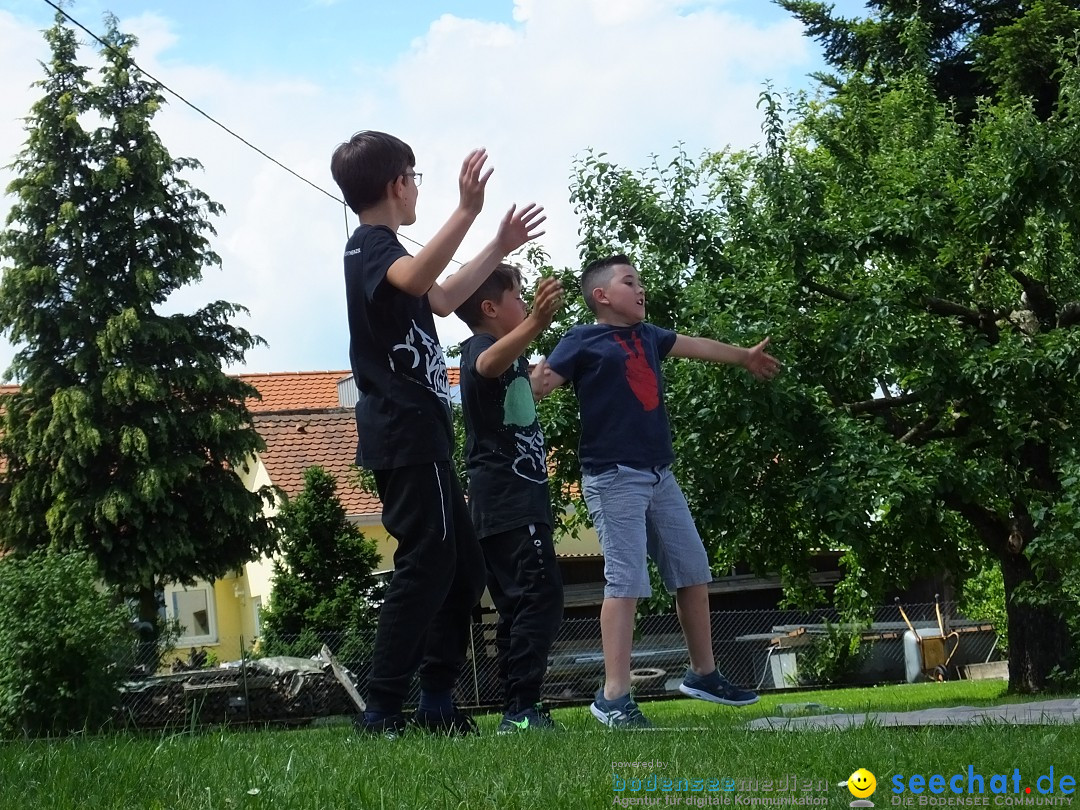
[[546, 321, 677, 474]]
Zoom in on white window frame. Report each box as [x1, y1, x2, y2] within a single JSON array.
[[165, 581, 218, 646]]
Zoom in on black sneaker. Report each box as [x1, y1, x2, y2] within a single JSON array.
[[413, 706, 479, 736], [589, 690, 653, 729], [679, 668, 759, 707], [497, 703, 557, 735], [352, 712, 411, 739]]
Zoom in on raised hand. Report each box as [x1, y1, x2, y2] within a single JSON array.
[[458, 148, 493, 216], [529, 277, 564, 329], [530, 355, 553, 399], [496, 203, 547, 254], [744, 338, 781, 380]]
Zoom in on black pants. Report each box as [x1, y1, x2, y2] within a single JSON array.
[[366, 462, 486, 713], [482, 523, 564, 712]]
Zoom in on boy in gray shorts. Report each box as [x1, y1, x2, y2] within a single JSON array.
[[535, 254, 779, 728]]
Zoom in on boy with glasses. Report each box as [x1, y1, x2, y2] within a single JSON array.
[[330, 131, 545, 736]]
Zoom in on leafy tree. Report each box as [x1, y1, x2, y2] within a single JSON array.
[[777, 0, 1080, 120], [538, 29, 1080, 690], [0, 548, 133, 737], [0, 15, 277, 629], [259, 466, 382, 665]]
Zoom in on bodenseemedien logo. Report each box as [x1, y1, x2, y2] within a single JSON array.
[[840, 768, 877, 807]]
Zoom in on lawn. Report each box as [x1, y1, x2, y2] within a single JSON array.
[[1, 681, 1077, 809]]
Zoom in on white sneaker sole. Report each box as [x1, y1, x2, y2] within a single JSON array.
[[590, 702, 619, 727], [679, 683, 760, 707], [590, 702, 653, 728]]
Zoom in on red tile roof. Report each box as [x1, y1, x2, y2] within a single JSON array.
[[239, 370, 351, 412], [239, 368, 460, 412], [253, 409, 381, 517]]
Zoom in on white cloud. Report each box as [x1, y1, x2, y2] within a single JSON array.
[[0, 2, 819, 375]]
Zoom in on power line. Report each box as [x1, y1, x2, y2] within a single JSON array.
[[38, 0, 443, 258]]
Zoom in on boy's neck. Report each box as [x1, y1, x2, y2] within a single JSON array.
[[473, 322, 512, 340], [595, 312, 643, 328], [358, 200, 404, 232]]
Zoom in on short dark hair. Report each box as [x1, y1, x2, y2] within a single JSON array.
[[581, 254, 631, 313], [454, 263, 523, 328], [330, 131, 415, 215]]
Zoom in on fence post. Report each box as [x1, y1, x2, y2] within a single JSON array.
[[468, 624, 481, 707], [240, 635, 251, 724]]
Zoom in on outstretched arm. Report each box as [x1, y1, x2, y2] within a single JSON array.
[[530, 355, 567, 400], [475, 278, 565, 379], [428, 203, 547, 316], [670, 335, 780, 380]]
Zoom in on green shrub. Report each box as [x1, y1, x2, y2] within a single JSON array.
[[792, 621, 869, 686], [0, 548, 132, 738], [959, 559, 1008, 655]]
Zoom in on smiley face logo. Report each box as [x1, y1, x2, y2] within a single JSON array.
[[845, 768, 877, 799]]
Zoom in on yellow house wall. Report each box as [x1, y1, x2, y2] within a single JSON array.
[[208, 452, 599, 661]]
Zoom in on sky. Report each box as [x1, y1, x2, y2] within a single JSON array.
[[0, 0, 871, 375]]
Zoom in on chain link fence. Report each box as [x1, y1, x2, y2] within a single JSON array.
[[114, 601, 1001, 729]]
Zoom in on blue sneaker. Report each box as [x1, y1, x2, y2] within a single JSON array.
[[590, 690, 653, 728], [413, 705, 479, 736], [353, 711, 411, 739], [497, 703, 556, 735], [679, 668, 759, 707]]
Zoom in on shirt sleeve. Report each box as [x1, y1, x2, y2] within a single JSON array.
[[460, 334, 496, 386], [361, 226, 410, 302], [649, 323, 678, 359], [545, 329, 578, 380]]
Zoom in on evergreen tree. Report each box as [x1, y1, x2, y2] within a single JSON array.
[[259, 466, 381, 665], [0, 14, 277, 627]]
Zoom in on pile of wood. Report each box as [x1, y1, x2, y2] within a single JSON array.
[[116, 656, 359, 729]]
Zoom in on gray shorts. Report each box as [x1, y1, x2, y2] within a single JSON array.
[[582, 464, 712, 599]]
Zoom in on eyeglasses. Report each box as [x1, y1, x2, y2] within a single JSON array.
[[405, 171, 423, 187]]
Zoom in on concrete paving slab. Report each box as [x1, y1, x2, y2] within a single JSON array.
[[747, 699, 1080, 730]]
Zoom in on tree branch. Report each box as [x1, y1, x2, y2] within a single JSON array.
[[1009, 269, 1057, 326], [942, 494, 1009, 558], [845, 391, 921, 414], [800, 279, 857, 302], [898, 413, 938, 445], [1059, 302, 1080, 329], [923, 297, 1001, 342]]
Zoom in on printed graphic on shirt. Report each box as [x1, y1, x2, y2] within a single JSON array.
[[503, 377, 536, 427], [389, 319, 451, 407], [511, 427, 547, 483], [613, 331, 660, 411], [503, 376, 546, 483]]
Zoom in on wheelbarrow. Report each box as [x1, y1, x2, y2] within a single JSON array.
[[896, 595, 960, 682]]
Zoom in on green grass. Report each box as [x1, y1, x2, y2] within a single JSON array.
[[1, 682, 1077, 809]]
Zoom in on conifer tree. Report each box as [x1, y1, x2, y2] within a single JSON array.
[[259, 466, 381, 665], [0, 14, 277, 627]]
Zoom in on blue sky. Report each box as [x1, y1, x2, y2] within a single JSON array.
[[0, 0, 871, 374]]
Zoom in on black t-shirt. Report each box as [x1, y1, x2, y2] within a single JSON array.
[[459, 333, 552, 537], [343, 224, 453, 469], [546, 321, 678, 474]]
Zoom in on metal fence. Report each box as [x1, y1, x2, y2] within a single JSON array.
[[115, 601, 1001, 729]]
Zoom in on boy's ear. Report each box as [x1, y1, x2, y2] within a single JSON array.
[[387, 175, 406, 201], [480, 299, 497, 319], [591, 285, 609, 306]]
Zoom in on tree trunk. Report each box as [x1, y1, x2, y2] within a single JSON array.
[[136, 583, 160, 630], [1000, 550, 1071, 692]]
